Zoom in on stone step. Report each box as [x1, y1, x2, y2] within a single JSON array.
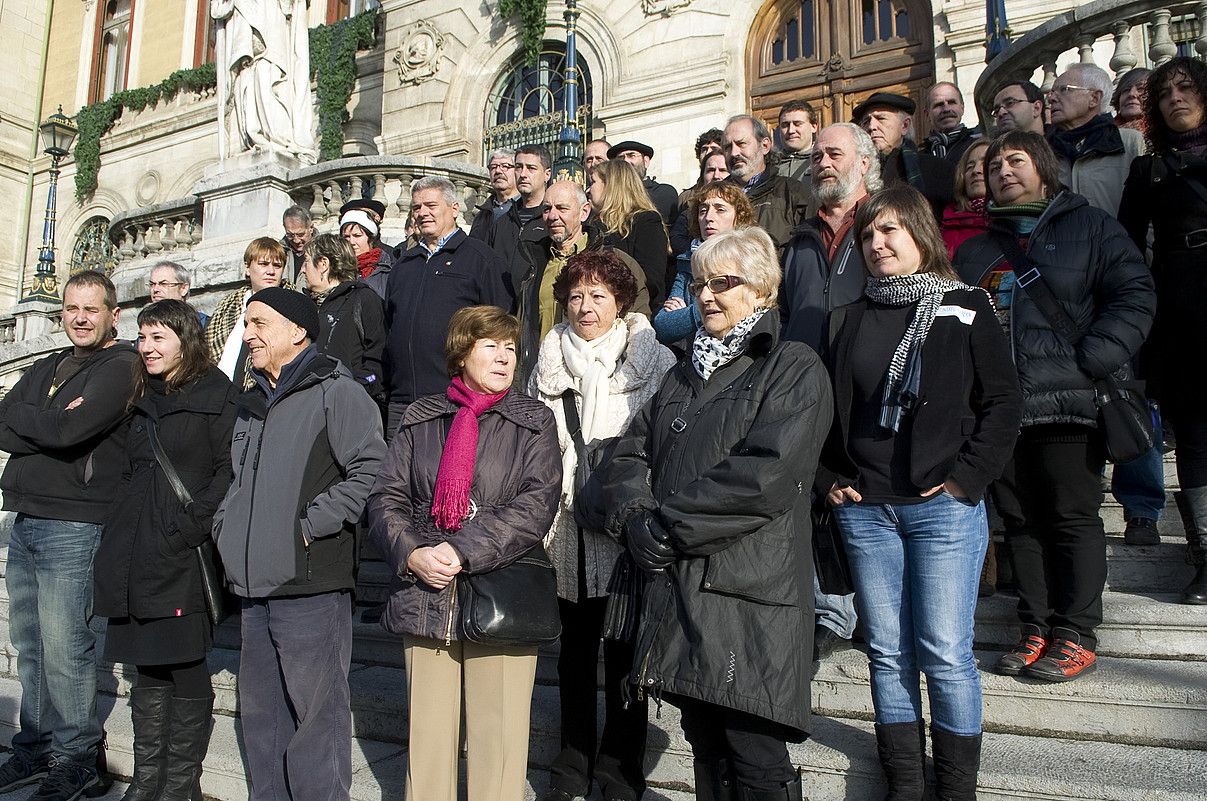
[[973, 591, 1207, 661], [1, 675, 1200, 801]]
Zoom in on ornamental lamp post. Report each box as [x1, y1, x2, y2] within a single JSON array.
[[24, 106, 79, 303], [552, 0, 584, 185]]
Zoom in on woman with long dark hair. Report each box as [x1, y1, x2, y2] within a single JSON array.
[[1119, 56, 1207, 604], [825, 186, 1021, 801], [93, 300, 238, 801]]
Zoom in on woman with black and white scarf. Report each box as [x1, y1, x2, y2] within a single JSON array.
[[822, 186, 1022, 801], [529, 249, 675, 801]]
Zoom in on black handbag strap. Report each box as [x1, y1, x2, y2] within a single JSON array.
[[146, 418, 194, 509], [560, 390, 587, 458], [989, 229, 1085, 348], [1160, 153, 1207, 207]]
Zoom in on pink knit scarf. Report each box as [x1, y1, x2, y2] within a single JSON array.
[[430, 376, 509, 531]]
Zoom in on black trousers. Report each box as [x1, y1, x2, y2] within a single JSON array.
[[672, 694, 798, 792], [992, 424, 1106, 650], [1164, 392, 1207, 489], [550, 596, 648, 799]]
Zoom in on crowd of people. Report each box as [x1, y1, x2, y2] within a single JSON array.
[[0, 55, 1204, 801]]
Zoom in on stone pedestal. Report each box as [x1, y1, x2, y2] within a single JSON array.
[[11, 300, 63, 341]]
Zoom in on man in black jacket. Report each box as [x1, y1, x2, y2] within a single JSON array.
[[723, 114, 811, 253], [781, 122, 884, 666], [921, 82, 982, 164], [468, 148, 519, 242], [384, 176, 511, 437], [854, 92, 954, 221], [487, 143, 551, 294], [0, 271, 138, 800]]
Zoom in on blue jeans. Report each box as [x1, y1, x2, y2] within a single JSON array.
[[5, 514, 104, 764], [832, 493, 987, 736], [813, 574, 857, 638], [1111, 405, 1166, 520]]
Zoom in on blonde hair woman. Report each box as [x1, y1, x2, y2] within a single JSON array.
[[589, 159, 672, 310]]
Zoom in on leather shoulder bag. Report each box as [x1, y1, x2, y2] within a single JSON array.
[[457, 543, 561, 646]]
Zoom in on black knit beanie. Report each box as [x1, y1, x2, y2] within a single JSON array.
[[247, 287, 319, 342]]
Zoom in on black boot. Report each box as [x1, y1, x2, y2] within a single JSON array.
[[693, 758, 737, 801], [736, 768, 804, 800], [930, 727, 981, 801], [1174, 489, 1207, 605], [159, 696, 214, 801], [874, 721, 925, 801], [121, 687, 172, 801]]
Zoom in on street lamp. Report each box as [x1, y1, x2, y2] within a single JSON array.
[[23, 106, 79, 303], [551, 0, 584, 184]]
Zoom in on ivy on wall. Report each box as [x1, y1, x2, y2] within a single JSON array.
[[498, 0, 548, 65], [72, 10, 379, 201]]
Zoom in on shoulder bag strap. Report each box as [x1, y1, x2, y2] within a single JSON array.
[[146, 418, 194, 509], [988, 229, 1085, 348], [1162, 153, 1207, 206], [560, 389, 587, 457]]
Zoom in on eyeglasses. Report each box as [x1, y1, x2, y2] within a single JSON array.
[[688, 275, 746, 296], [283, 231, 311, 241], [992, 96, 1030, 113], [488, 162, 514, 172], [148, 280, 184, 289], [1047, 84, 1095, 97]]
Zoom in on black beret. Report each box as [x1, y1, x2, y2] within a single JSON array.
[[851, 92, 916, 122], [338, 198, 387, 222], [606, 140, 654, 160], [247, 287, 319, 343]]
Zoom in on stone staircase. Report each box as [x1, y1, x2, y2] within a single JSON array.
[[0, 454, 1203, 800]]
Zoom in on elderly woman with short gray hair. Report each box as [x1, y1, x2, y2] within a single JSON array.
[[604, 226, 832, 800]]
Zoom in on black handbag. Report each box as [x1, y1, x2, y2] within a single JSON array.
[[146, 420, 234, 627], [457, 544, 562, 646], [560, 391, 619, 532], [992, 231, 1154, 464], [813, 505, 854, 596]]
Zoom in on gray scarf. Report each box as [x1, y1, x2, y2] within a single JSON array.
[[691, 309, 767, 380], [864, 273, 969, 431]]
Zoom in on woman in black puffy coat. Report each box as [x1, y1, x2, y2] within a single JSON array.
[[604, 227, 831, 800], [94, 300, 238, 801], [1118, 56, 1207, 605], [953, 131, 1155, 682]]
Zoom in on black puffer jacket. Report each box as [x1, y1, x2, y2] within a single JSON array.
[[94, 367, 237, 619], [953, 191, 1155, 427], [603, 310, 832, 736], [367, 391, 561, 641], [314, 280, 386, 403]]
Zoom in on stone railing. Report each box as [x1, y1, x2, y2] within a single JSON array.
[[109, 197, 204, 262], [974, 0, 1207, 124], [288, 155, 490, 232]]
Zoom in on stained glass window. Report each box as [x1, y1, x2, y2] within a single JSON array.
[[68, 218, 118, 276]]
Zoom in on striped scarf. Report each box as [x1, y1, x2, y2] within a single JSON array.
[[864, 273, 970, 432]]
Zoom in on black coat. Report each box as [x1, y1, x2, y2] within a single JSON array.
[[1118, 148, 1207, 401], [737, 167, 811, 253], [315, 280, 386, 402], [603, 310, 832, 736], [881, 147, 956, 221], [823, 289, 1022, 503], [488, 199, 547, 304], [94, 367, 238, 619], [954, 191, 1155, 427], [780, 218, 868, 352], [644, 177, 680, 227], [383, 230, 512, 405], [602, 209, 670, 309]]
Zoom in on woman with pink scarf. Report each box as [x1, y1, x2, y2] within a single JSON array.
[[367, 306, 561, 801]]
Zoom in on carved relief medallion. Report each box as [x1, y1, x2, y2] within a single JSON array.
[[394, 20, 445, 86]]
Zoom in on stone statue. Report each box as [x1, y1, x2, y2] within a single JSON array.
[[211, 0, 316, 164]]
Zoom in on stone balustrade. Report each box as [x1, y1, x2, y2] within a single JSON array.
[[974, 0, 1207, 125], [109, 197, 204, 263]]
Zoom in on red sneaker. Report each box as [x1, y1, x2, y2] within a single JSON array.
[[1024, 638, 1097, 682], [995, 633, 1049, 676]]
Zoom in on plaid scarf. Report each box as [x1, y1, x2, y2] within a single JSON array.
[[925, 125, 979, 160], [864, 273, 970, 432], [204, 281, 295, 391]]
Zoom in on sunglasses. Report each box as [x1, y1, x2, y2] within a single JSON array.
[[688, 275, 746, 296]]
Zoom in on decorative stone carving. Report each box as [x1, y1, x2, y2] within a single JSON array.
[[642, 0, 694, 16], [394, 20, 445, 86]]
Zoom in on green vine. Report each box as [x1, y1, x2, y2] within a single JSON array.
[[72, 10, 379, 200], [309, 10, 378, 162], [74, 63, 217, 200], [499, 0, 548, 65]]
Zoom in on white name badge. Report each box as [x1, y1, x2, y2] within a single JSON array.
[[936, 305, 976, 325]]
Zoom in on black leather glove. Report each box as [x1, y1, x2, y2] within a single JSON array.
[[625, 511, 676, 572]]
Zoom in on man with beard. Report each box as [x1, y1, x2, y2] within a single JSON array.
[[922, 82, 982, 164], [512, 180, 650, 383], [723, 114, 811, 253], [469, 148, 519, 241], [855, 92, 954, 221], [780, 124, 885, 667]]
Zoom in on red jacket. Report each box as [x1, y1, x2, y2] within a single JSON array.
[[941, 204, 989, 258]]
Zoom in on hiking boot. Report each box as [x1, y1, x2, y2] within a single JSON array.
[[0, 751, 51, 793], [1025, 638, 1097, 682], [1123, 517, 1160, 546], [994, 631, 1048, 676], [30, 758, 99, 801]]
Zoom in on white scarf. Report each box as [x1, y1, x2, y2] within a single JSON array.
[[558, 318, 628, 500]]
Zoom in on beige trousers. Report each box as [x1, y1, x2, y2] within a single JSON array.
[[403, 635, 539, 801]]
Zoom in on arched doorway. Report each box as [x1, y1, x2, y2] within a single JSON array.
[[482, 43, 593, 165], [747, 0, 934, 131]]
